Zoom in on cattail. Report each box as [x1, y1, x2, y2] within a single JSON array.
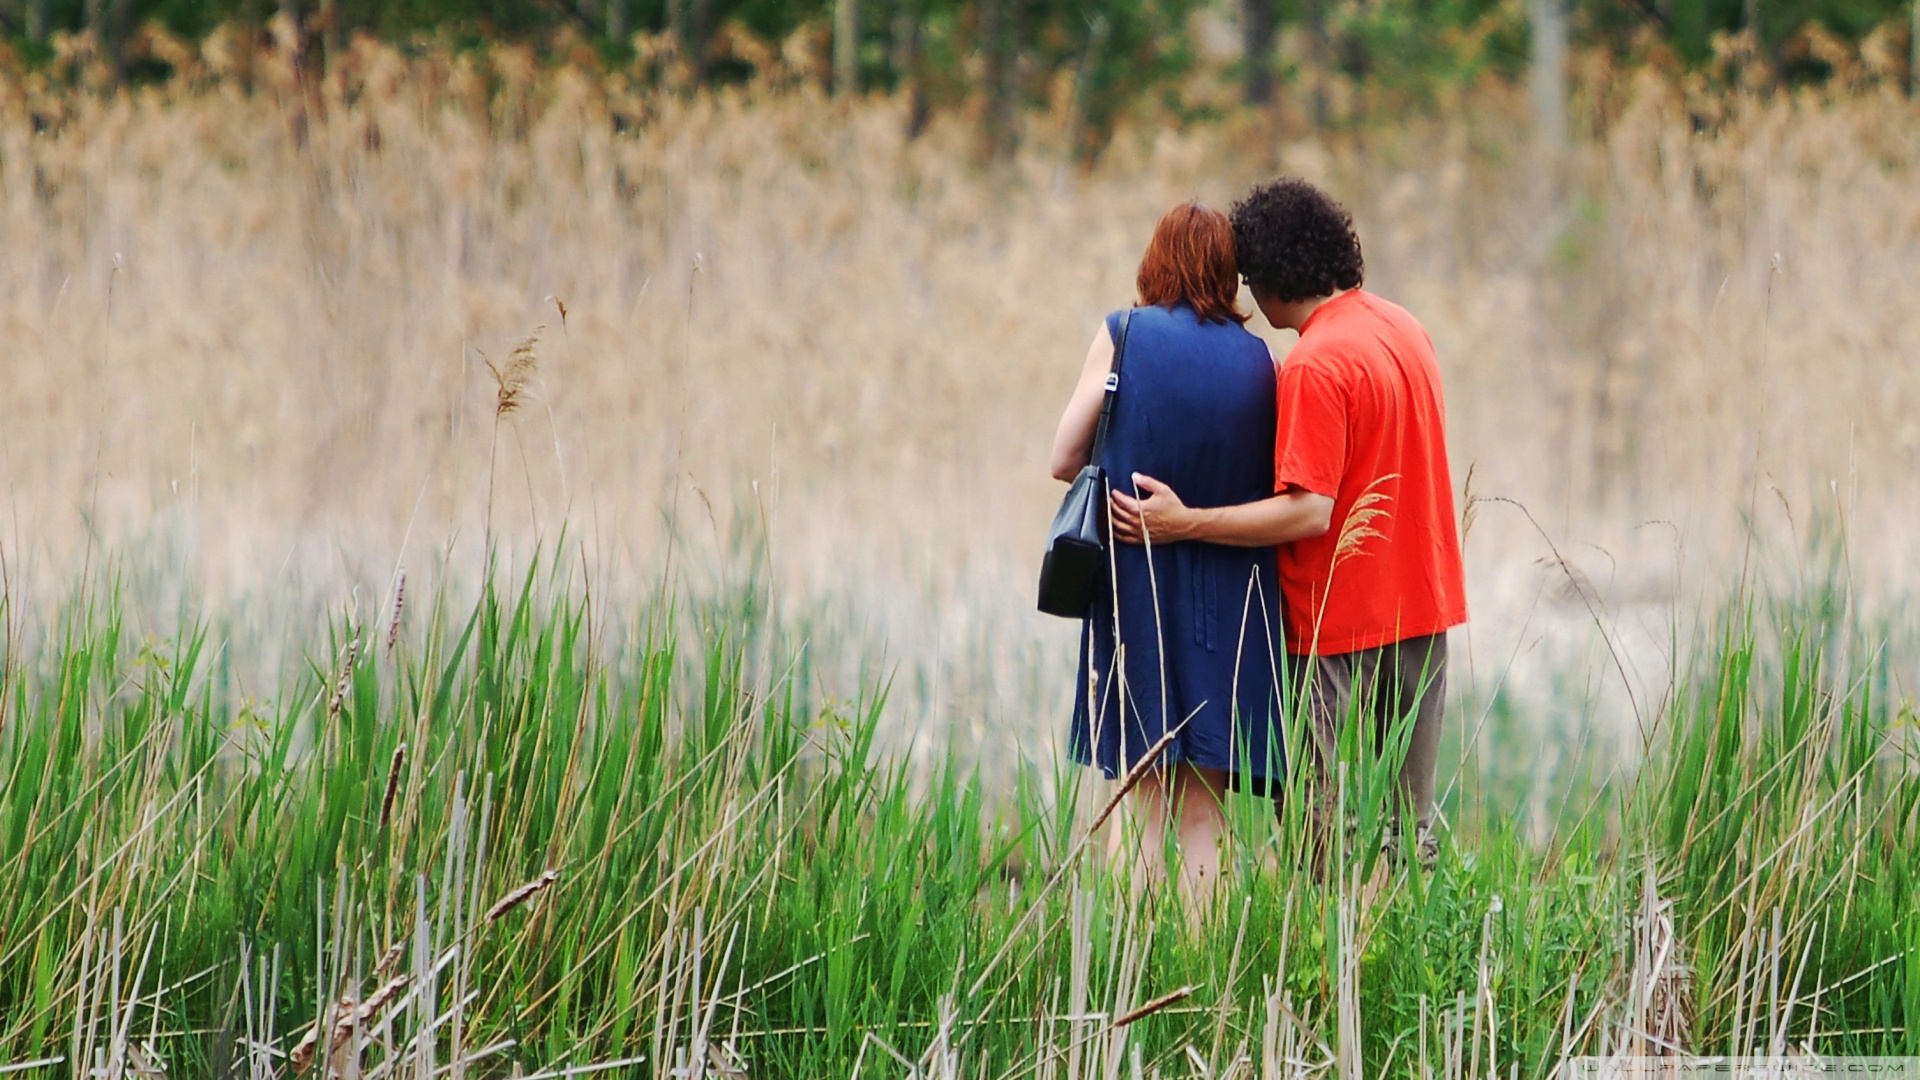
[[384, 571, 406, 655], [1112, 985, 1194, 1029], [289, 1022, 321, 1073], [327, 636, 361, 720], [371, 938, 406, 980], [378, 742, 406, 830], [288, 973, 414, 1073], [287, 997, 345, 1074], [1090, 728, 1177, 834], [485, 869, 559, 923], [355, 974, 410, 1022]]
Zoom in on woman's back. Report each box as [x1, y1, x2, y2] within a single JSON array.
[[1071, 304, 1286, 785], [1101, 306, 1276, 512]]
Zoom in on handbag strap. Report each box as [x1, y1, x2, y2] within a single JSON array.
[[1089, 307, 1134, 462]]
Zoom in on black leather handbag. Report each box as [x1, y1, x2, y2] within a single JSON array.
[[1037, 308, 1134, 618]]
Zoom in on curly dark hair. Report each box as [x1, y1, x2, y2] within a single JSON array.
[[1229, 179, 1365, 303]]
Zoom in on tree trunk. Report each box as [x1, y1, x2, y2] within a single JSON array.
[[979, 0, 1015, 158], [1742, 0, 1779, 78], [1530, 0, 1568, 152], [109, 0, 131, 82], [1304, 0, 1328, 125], [892, 0, 929, 136], [26, 0, 46, 44], [666, 0, 687, 71], [319, 0, 341, 69], [1242, 0, 1276, 106], [238, 0, 259, 89], [889, 0, 913, 80], [281, 0, 301, 46], [689, 0, 713, 83], [668, 0, 707, 83], [834, 0, 859, 96], [606, 0, 628, 43], [86, 0, 130, 83], [1063, 13, 1108, 164]]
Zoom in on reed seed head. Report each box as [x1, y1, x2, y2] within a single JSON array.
[[486, 869, 559, 923], [1091, 728, 1177, 835], [378, 742, 407, 830], [385, 571, 406, 655], [1332, 474, 1398, 566], [371, 938, 406, 980], [1113, 985, 1195, 1029], [327, 636, 361, 720], [486, 328, 542, 418]]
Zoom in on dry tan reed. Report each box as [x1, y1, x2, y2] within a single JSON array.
[[0, 39, 1915, 765]]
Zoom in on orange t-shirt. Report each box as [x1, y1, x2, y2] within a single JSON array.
[[1273, 290, 1468, 655]]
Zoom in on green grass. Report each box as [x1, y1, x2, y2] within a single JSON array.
[[0, 549, 1915, 1078]]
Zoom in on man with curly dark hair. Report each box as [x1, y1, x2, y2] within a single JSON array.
[[1111, 177, 1468, 873], [1227, 178, 1367, 305]]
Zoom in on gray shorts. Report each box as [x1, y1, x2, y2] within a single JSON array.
[[1286, 632, 1448, 831]]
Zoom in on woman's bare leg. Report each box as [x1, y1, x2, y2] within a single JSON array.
[[1106, 767, 1170, 892], [1170, 764, 1231, 907], [1103, 764, 1231, 908]]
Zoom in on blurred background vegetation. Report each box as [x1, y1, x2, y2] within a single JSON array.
[[0, 0, 1914, 156]]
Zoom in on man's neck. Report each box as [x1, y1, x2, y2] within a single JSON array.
[[1269, 288, 1352, 334]]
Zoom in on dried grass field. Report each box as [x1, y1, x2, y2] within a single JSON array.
[[1, 35, 1918, 1077], [5, 41, 1920, 749]]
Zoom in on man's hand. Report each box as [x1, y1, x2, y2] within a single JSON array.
[[1112, 479, 1336, 548], [1111, 474, 1199, 545]]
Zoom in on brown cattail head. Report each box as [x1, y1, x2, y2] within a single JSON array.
[[371, 939, 407, 981], [288, 1021, 321, 1073], [287, 993, 351, 1074], [385, 571, 406, 656], [485, 869, 559, 923], [1112, 985, 1195, 1029], [1090, 728, 1177, 835], [288, 973, 413, 1073], [378, 742, 407, 830], [356, 974, 409, 1022], [327, 636, 361, 720]]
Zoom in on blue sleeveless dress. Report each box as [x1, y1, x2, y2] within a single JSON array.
[[1069, 304, 1286, 786]]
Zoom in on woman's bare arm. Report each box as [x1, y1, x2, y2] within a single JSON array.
[[1049, 322, 1115, 481]]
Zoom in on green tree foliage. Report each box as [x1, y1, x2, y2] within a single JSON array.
[[0, 0, 1911, 140]]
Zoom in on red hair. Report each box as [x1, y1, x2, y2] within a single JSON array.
[[1135, 202, 1247, 325]]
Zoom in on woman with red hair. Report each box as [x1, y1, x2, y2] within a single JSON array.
[[1049, 202, 1285, 907]]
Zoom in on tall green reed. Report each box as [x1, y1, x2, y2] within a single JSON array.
[[0, 546, 1914, 1077]]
